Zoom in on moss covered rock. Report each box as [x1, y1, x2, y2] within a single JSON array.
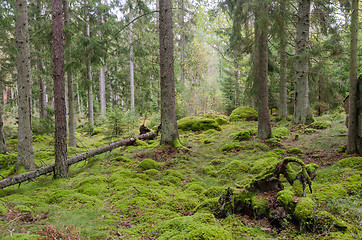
[[203, 186, 225, 198], [229, 107, 258, 121], [294, 197, 316, 221], [177, 116, 221, 132], [287, 148, 303, 155], [218, 160, 250, 178], [277, 189, 295, 210], [138, 159, 161, 171], [251, 194, 269, 217], [204, 113, 230, 125], [250, 157, 279, 174], [309, 121, 332, 129], [233, 130, 252, 141], [272, 127, 290, 138], [335, 157, 362, 170]]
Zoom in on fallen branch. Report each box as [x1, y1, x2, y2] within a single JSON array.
[[0, 132, 156, 189]]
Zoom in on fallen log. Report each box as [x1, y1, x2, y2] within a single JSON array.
[[0, 132, 156, 189]]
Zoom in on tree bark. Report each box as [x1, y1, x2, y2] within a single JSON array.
[[278, 0, 288, 119], [256, 1, 272, 139], [178, 0, 186, 85], [159, 0, 180, 147], [129, 7, 135, 115], [52, 0, 68, 178], [85, 1, 94, 127], [0, 132, 156, 189], [15, 0, 36, 170], [0, 98, 8, 154], [63, 0, 76, 148], [347, 0, 359, 153], [293, 0, 314, 124]]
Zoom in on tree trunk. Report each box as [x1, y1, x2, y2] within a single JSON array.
[[256, 1, 272, 139], [178, 0, 186, 85], [293, 0, 314, 124], [129, 7, 135, 115], [0, 95, 8, 154], [0, 132, 156, 189], [99, 12, 106, 118], [15, 0, 36, 170], [347, 0, 359, 154], [278, 0, 287, 119], [159, 0, 180, 147], [85, 1, 94, 127], [63, 0, 76, 148], [52, 0, 68, 178]]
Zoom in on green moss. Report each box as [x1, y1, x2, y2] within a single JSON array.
[[210, 158, 226, 165], [274, 149, 287, 155], [183, 182, 205, 194], [0, 202, 8, 214], [273, 127, 290, 138], [13, 205, 32, 213], [195, 197, 219, 213], [144, 169, 160, 178], [233, 130, 251, 141], [75, 176, 109, 196], [305, 163, 319, 174], [33, 134, 52, 142], [138, 158, 162, 171], [91, 126, 105, 136], [156, 213, 232, 240], [229, 107, 258, 121], [303, 128, 317, 134], [250, 157, 279, 174], [0, 154, 17, 169], [203, 186, 225, 198], [344, 174, 361, 195], [47, 190, 102, 206], [220, 142, 243, 152], [277, 189, 295, 209], [294, 197, 316, 221], [218, 160, 250, 178], [309, 121, 332, 129], [204, 137, 217, 144], [110, 155, 132, 162], [177, 116, 221, 132], [204, 129, 219, 135], [204, 113, 230, 125], [2, 233, 41, 240], [135, 139, 148, 147], [335, 157, 362, 170], [251, 194, 269, 216], [287, 148, 303, 155], [166, 192, 200, 212]]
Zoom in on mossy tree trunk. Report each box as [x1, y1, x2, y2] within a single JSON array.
[[347, 0, 359, 154], [159, 0, 180, 147], [0, 100, 8, 154], [256, 0, 272, 139]]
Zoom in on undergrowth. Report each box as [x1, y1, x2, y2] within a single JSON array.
[[0, 113, 360, 239]]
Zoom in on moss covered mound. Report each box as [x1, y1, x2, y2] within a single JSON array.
[[272, 127, 290, 138], [229, 107, 258, 121], [233, 130, 251, 141], [138, 159, 162, 171], [335, 157, 362, 170], [204, 113, 230, 125], [218, 160, 250, 178], [309, 121, 332, 129], [177, 116, 221, 132], [294, 197, 316, 221]]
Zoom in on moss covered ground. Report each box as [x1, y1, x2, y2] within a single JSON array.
[[0, 113, 360, 239]]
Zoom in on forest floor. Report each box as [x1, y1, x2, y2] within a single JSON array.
[[0, 113, 360, 239]]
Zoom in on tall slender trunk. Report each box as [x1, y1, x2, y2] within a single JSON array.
[[52, 0, 68, 178], [293, 0, 313, 124], [347, 0, 360, 153], [15, 0, 36, 170], [85, 3, 94, 127], [256, 1, 272, 139], [99, 11, 106, 118], [129, 8, 135, 115], [179, 0, 185, 85], [159, 0, 180, 146], [0, 86, 8, 154], [278, 0, 287, 119], [63, 0, 76, 147]]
